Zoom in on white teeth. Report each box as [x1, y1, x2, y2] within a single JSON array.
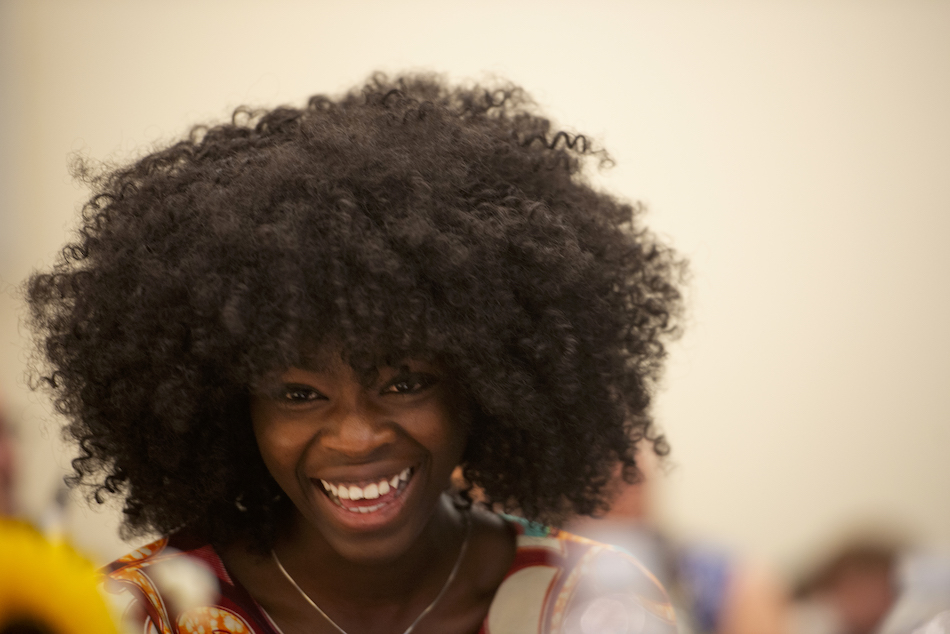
[[346, 501, 385, 513], [322, 466, 414, 507]]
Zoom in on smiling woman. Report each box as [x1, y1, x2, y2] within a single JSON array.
[[27, 73, 684, 634], [251, 358, 468, 565]]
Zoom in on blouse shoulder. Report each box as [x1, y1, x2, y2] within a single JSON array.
[[483, 515, 677, 634], [101, 533, 275, 634]]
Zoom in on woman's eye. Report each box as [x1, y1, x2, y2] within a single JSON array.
[[383, 374, 437, 395], [280, 385, 325, 404]]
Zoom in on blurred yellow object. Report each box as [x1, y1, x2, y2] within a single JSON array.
[[0, 518, 118, 634]]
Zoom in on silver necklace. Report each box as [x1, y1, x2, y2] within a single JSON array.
[[271, 513, 471, 634]]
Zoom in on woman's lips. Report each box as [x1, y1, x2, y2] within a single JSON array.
[[314, 466, 415, 515]]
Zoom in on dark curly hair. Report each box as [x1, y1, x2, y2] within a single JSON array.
[[27, 73, 684, 550]]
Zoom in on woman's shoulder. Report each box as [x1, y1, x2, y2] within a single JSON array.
[[483, 514, 677, 634], [101, 533, 277, 634]]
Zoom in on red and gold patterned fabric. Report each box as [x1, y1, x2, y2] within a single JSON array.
[[102, 516, 676, 634]]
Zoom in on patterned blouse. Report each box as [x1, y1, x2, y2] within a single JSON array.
[[102, 516, 676, 634]]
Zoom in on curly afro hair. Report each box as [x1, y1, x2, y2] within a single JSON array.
[[27, 73, 684, 549]]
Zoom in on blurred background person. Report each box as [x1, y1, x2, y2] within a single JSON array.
[[791, 534, 950, 634], [567, 450, 789, 634], [0, 396, 16, 516], [0, 392, 71, 534], [789, 538, 900, 634]]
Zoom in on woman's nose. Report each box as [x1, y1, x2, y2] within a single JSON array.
[[320, 402, 395, 458]]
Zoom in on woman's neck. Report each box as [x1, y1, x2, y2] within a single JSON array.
[[277, 495, 467, 605], [222, 499, 516, 634]]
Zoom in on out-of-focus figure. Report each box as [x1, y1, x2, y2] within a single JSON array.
[[566, 454, 789, 634], [790, 540, 899, 634], [791, 536, 950, 634], [0, 398, 16, 516], [0, 397, 122, 633]]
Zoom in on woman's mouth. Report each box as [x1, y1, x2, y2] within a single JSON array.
[[317, 467, 414, 514]]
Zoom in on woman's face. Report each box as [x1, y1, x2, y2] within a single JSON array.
[[250, 353, 468, 563]]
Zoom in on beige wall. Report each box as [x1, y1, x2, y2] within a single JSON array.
[[1, 0, 948, 568]]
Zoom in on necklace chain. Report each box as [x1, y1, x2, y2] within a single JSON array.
[[271, 512, 471, 634]]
